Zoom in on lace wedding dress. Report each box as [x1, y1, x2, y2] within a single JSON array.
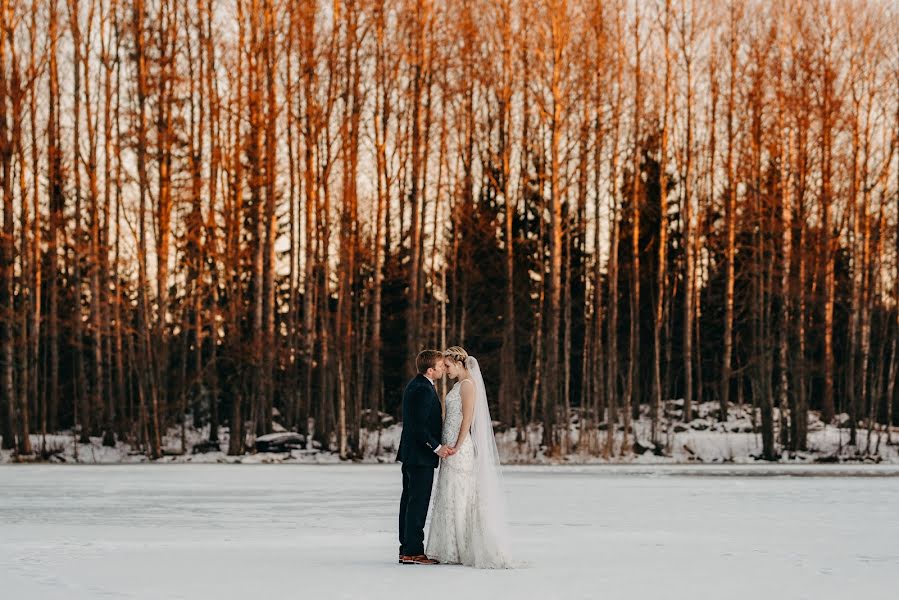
[[425, 364, 514, 569], [425, 380, 476, 565]]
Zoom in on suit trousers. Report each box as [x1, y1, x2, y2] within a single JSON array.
[[398, 464, 435, 556]]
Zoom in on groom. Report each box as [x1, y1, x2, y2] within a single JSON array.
[[396, 350, 455, 565]]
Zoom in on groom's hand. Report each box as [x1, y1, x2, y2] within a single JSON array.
[[436, 447, 450, 458], [445, 446, 456, 456]]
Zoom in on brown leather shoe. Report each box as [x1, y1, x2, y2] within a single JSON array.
[[406, 554, 440, 565]]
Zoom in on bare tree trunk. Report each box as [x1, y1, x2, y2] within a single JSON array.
[[651, 0, 671, 446], [80, 0, 105, 443], [678, 0, 696, 424], [246, 0, 265, 441], [300, 0, 318, 443], [857, 81, 879, 454], [821, 8, 837, 426], [748, 31, 775, 460], [131, 0, 161, 458], [45, 0, 63, 438], [371, 0, 391, 419], [405, 0, 427, 373], [605, 5, 624, 458], [100, 0, 120, 447], [624, 3, 643, 454], [27, 3, 42, 454], [0, 0, 17, 451], [721, 1, 740, 425], [888, 74, 899, 445], [67, 0, 90, 443], [698, 45, 718, 418], [337, 0, 363, 457], [16, 51, 33, 454], [778, 61, 795, 452], [542, 0, 569, 454], [109, 3, 128, 439], [205, 5, 221, 442], [261, 0, 278, 438], [496, 0, 516, 428], [585, 1, 607, 456], [158, 0, 178, 448]]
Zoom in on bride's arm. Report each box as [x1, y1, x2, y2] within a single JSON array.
[[453, 379, 476, 449]]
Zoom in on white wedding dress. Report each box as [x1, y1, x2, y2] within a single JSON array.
[[425, 359, 514, 569]]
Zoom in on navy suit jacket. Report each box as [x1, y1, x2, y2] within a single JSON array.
[[396, 374, 442, 468]]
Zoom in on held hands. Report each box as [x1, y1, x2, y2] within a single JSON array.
[[437, 445, 456, 458]]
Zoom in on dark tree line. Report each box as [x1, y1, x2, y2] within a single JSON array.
[[0, 0, 897, 460]]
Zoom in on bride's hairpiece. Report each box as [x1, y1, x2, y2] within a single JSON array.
[[443, 346, 469, 364]]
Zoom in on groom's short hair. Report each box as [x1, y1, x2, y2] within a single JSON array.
[[416, 350, 443, 374]]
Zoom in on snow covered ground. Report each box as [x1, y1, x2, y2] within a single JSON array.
[[1, 465, 897, 599], [5, 408, 897, 465]]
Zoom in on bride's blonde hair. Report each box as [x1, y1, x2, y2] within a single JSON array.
[[443, 346, 469, 365]]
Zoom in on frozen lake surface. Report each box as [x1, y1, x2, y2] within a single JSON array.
[[2, 464, 897, 599]]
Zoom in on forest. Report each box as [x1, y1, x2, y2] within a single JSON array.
[[0, 0, 897, 461]]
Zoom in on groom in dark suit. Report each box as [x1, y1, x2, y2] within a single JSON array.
[[396, 350, 455, 565]]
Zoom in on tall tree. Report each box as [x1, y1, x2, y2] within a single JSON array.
[[720, 0, 741, 424], [651, 0, 672, 445]]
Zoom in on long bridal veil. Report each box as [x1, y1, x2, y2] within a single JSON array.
[[465, 356, 514, 568]]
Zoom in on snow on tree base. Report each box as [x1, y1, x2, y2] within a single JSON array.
[[2, 403, 897, 465]]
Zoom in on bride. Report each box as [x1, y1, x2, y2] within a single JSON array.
[[425, 346, 514, 569]]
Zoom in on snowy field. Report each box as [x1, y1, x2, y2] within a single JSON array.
[[1, 465, 898, 600]]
